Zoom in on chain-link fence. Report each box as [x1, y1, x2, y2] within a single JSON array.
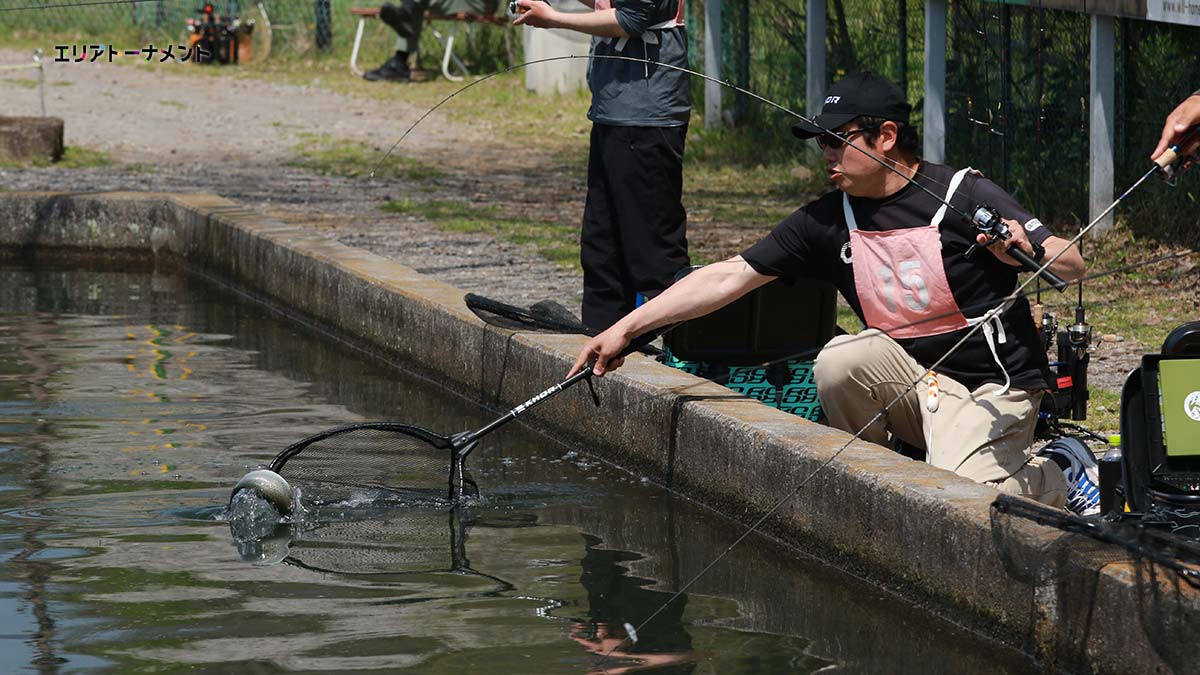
[[688, 0, 1198, 235]]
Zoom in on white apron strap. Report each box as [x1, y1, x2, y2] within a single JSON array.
[[965, 297, 1015, 395], [929, 167, 977, 230], [842, 193, 858, 232]]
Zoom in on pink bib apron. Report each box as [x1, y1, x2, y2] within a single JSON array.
[[844, 167, 1013, 393]]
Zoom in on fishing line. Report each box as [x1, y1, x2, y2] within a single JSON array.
[[375, 53, 976, 205], [590, 145, 1196, 665], [141, 38, 1190, 657], [0, 0, 164, 12]]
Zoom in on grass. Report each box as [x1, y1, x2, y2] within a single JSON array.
[[0, 77, 38, 89], [381, 198, 580, 270], [1086, 387, 1122, 440], [0, 146, 111, 169], [288, 132, 445, 181], [1035, 222, 1198, 351]]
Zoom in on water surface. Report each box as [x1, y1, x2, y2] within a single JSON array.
[[0, 263, 1037, 673]]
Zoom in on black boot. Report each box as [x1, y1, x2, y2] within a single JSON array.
[[363, 51, 411, 82]]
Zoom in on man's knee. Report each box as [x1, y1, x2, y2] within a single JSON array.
[[814, 329, 891, 386]]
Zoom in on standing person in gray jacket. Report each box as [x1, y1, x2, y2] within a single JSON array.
[[515, 0, 691, 331]]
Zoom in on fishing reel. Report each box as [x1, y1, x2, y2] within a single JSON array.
[[965, 204, 1068, 291], [507, 0, 549, 16]]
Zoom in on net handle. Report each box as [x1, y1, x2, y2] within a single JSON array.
[[455, 367, 596, 452]]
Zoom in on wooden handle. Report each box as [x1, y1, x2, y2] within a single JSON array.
[[1155, 146, 1179, 170], [1156, 125, 1200, 170]]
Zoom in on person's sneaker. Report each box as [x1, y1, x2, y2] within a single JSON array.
[[1038, 437, 1101, 516], [363, 54, 411, 83]]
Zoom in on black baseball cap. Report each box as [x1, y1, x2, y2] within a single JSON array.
[[791, 72, 912, 140]]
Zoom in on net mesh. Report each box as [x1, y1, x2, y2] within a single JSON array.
[[270, 423, 460, 503], [286, 509, 461, 575]]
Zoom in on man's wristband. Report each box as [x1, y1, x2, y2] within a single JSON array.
[[1031, 241, 1046, 263]]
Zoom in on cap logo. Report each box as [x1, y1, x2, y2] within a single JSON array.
[[825, 96, 842, 104]]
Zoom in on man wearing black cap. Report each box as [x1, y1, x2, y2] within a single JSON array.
[[569, 72, 1104, 515]]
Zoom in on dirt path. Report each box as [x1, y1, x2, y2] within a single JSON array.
[[0, 51, 586, 310]]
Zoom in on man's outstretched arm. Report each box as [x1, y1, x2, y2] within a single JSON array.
[[512, 0, 628, 38], [569, 257, 775, 377]]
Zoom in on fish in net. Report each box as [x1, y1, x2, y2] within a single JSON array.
[[229, 363, 602, 515]]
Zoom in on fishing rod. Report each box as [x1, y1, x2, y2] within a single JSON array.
[[0, 0, 163, 11], [587, 118, 1200, 667], [259, 46, 1198, 661]]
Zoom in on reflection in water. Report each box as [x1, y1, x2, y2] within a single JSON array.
[[570, 534, 696, 674], [0, 263, 1040, 674]]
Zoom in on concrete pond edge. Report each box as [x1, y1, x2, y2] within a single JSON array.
[[0, 191, 1194, 673]]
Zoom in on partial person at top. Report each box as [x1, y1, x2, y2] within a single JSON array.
[[514, 0, 691, 333]]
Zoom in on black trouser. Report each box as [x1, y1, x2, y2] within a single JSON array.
[[581, 123, 690, 332]]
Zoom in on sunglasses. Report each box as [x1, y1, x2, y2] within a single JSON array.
[[816, 127, 876, 151]]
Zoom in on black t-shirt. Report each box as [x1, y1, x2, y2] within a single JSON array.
[[742, 162, 1054, 392]]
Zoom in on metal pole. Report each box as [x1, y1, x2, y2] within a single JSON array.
[[704, 0, 723, 130], [923, 0, 946, 162], [806, 0, 826, 123], [1090, 14, 1115, 234], [1000, 3, 1010, 188], [898, 0, 907, 90], [34, 49, 45, 117], [738, 0, 749, 121], [315, 0, 332, 50]]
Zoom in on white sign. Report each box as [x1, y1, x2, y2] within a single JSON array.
[[1147, 0, 1200, 27]]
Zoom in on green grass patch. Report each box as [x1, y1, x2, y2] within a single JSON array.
[[382, 198, 579, 270], [0, 146, 111, 169], [288, 132, 444, 180], [835, 304, 863, 335], [0, 78, 38, 89], [57, 146, 112, 168], [1086, 386, 1122, 437]]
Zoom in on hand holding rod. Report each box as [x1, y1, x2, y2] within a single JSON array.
[[970, 204, 1069, 291], [1154, 125, 1200, 181], [1004, 242, 1068, 291]]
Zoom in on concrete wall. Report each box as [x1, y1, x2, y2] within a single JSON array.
[[1, 191, 1197, 673]]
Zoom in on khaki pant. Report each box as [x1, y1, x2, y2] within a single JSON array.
[[813, 329, 1067, 508]]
